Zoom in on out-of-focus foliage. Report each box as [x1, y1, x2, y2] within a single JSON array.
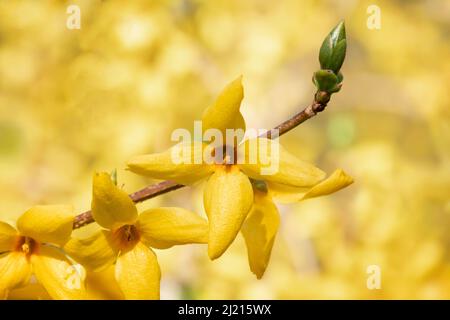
[[0, 0, 449, 299]]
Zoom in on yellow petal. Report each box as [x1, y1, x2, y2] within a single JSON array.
[[17, 205, 74, 246], [232, 111, 247, 134], [92, 172, 138, 230], [266, 182, 311, 203], [64, 230, 117, 272], [127, 142, 213, 185], [85, 265, 124, 300], [241, 191, 280, 279], [31, 246, 86, 300], [115, 242, 160, 300], [0, 252, 32, 297], [268, 169, 353, 203], [238, 138, 326, 187], [204, 165, 253, 260], [0, 222, 18, 252], [202, 76, 246, 138], [137, 207, 208, 249], [301, 168, 354, 200], [7, 283, 51, 300]]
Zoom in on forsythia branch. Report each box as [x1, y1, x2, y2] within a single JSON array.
[[73, 92, 332, 229], [73, 21, 346, 230]]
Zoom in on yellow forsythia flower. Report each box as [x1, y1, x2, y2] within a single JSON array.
[[64, 172, 209, 300], [126, 77, 353, 277], [241, 169, 353, 279], [0, 205, 85, 299]]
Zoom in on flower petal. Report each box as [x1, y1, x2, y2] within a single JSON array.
[[241, 191, 280, 279], [0, 252, 32, 297], [115, 242, 160, 300], [127, 142, 213, 185], [268, 168, 353, 203], [202, 76, 245, 137], [266, 182, 310, 203], [232, 111, 247, 134], [64, 230, 117, 272], [7, 283, 51, 300], [17, 205, 74, 246], [31, 246, 86, 300], [238, 138, 326, 187], [301, 168, 354, 200], [0, 222, 18, 252], [85, 265, 124, 300], [138, 207, 208, 249], [92, 172, 138, 230], [204, 165, 253, 260]]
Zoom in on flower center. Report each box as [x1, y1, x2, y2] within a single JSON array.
[[14, 236, 39, 257], [210, 144, 239, 165], [112, 224, 140, 252]]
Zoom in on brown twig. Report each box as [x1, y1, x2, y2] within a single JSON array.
[[73, 92, 331, 229]]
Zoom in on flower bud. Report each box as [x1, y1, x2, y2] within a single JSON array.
[[319, 21, 346, 74]]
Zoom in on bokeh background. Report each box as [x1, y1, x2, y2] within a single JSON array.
[[1, 0, 449, 299]]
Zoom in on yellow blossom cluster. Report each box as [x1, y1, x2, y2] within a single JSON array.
[[0, 78, 352, 299]]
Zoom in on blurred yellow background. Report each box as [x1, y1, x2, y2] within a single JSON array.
[[0, 0, 449, 299]]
